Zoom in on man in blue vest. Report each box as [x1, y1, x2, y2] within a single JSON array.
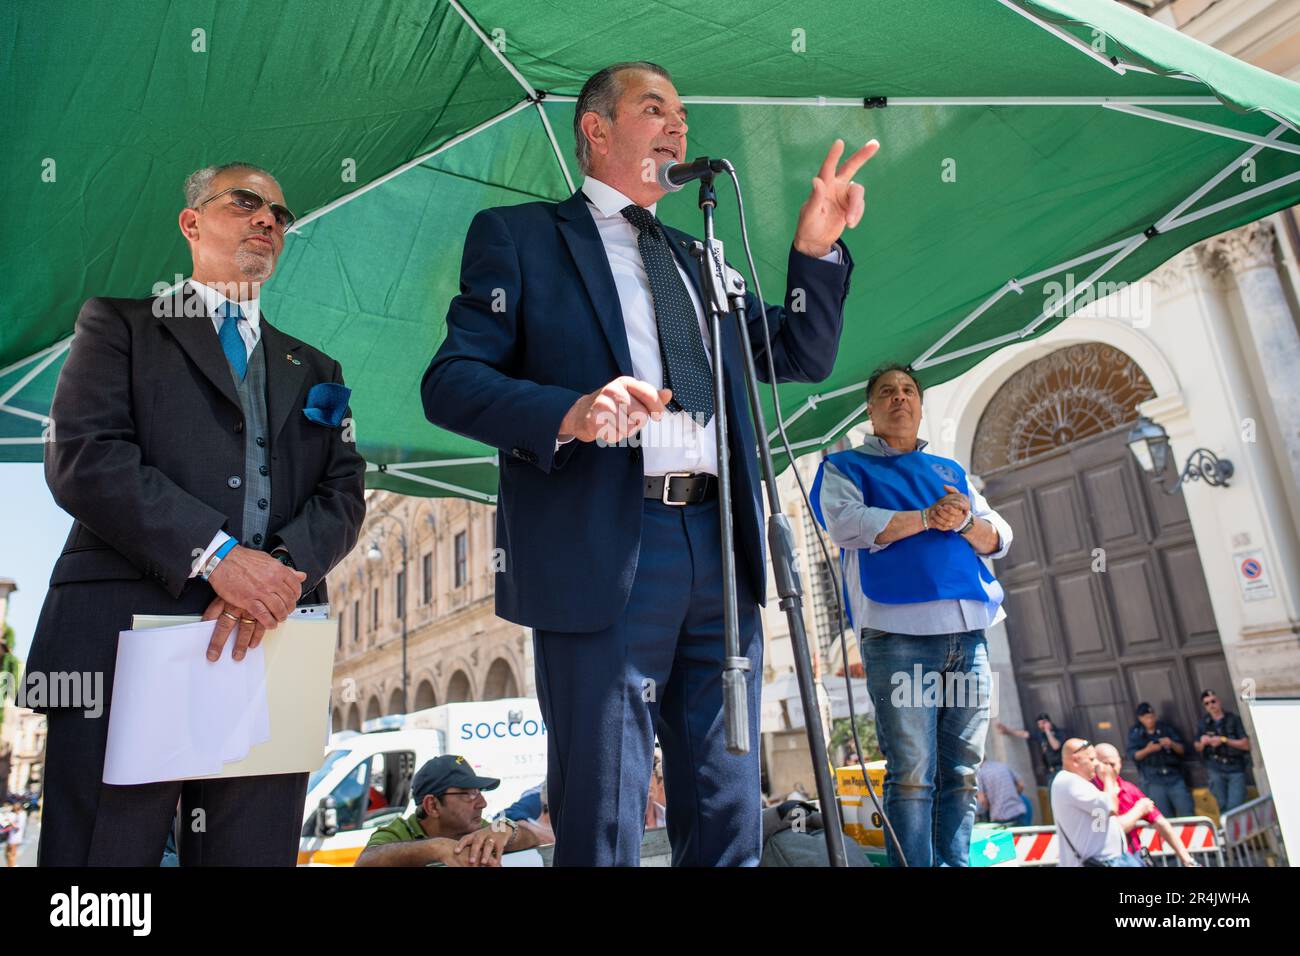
[[811, 364, 1013, 866]]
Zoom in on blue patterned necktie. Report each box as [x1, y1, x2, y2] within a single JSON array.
[[217, 300, 248, 381], [620, 204, 715, 423]]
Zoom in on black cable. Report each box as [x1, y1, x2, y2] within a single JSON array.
[[721, 163, 907, 867]]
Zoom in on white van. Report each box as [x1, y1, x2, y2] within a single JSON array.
[[297, 698, 546, 866]]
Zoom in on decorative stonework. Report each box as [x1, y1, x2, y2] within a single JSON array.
[[972, 343, 1156, 473], [1199, 220, 1279, 277], [1145, 246, 1202, 293]]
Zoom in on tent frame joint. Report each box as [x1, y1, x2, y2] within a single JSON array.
[[863, 96, 887, 109]]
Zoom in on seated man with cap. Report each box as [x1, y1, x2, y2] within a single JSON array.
[[354, 755, 543, 867]]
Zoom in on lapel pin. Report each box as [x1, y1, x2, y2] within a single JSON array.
[[286, 353, 301, 365]]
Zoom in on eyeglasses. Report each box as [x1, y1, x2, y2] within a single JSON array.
[[195, 186, 296, 231], [440, 788, 482, 800], [1203, 699, 1219, 707]]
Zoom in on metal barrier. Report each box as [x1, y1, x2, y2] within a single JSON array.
[[1220, 795, 1287, 867], [1007, 816, 1223, 867], [1135, 816, 1224, 867]]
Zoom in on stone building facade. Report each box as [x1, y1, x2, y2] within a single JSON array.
[[326, 491, 533, 733]]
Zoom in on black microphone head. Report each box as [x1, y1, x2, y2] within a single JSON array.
[[656, 160, 685, 193]]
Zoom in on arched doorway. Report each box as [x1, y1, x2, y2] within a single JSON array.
[[365, 696, 382, 724], [387, 687, 405, 716], [346, 703, 361, 732], [482, 659, 519, 700], [445, 670, 472, 703], [414, 679, 437, 711], [975, 343, 1231, 788]]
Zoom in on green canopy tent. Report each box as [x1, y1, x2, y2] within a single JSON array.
[[4, 0, 1300, 502]]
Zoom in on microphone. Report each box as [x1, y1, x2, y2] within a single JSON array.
[[656, 157, 728, 192]]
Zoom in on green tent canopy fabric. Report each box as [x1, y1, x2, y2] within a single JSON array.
[[4, 0, 1299, 500]]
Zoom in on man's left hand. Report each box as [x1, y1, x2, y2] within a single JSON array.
[[793, 139, 879, 258], [202, 596, 267, 662], [453, 825, 510, 866]]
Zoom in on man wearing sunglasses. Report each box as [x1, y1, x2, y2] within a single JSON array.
[[355, 755, 544, 866], [27, 162, 366, 865], [1194, 690, 1251, 813], [1050, 738, 1144, 867]]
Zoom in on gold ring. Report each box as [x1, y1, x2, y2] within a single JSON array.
[[220, 611, 239, 622], [239, 618, 257, 625]]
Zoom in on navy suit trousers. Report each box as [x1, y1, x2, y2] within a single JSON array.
[[533, 496, 763, 866]]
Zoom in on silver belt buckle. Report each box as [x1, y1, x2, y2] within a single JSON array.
[[660, 471, 693, 506]]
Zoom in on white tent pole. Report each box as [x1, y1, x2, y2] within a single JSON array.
[[1165, 170, 1300, 232], [912, 236, 1138, 370], [441, 0, 575, 194], [774, 402, 869, 459], [1103, 103, 1300, 157], [535, 101, 576, 193], [383, 455, 499, 470], [1153, 125, 1288, 228], [381, 465, 498, 503], [765, 379, 875, 443], [995, 0, 1126, 75], [0, 336, 69, 408], [914, 126, 1292, 371], [444, 0, 538, 99], [291, 99, 533, 232], [1022, 235, 1147, 337], [0, 406, 50, 426], [543, 94, 1222, 107], [1116, 63, 1204, 84], [0, 334, 70, 380]]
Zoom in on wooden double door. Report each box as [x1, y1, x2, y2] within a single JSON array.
[[982, 426, 1232, 786]]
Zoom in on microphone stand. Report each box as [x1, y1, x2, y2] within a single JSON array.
[[688, 170, 848, 867]]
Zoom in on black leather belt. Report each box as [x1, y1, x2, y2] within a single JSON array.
[[644, 472, 717, 506]]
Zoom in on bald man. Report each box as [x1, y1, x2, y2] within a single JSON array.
[[1093, 743, 1195, 866], [1049, 739, 1142, 867]]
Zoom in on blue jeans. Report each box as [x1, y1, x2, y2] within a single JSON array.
[[860, 629, 991, 867], [1140, 771, 1194, 818], [1108, 849, 1146, 868], [1207, 765, 1248, 814]]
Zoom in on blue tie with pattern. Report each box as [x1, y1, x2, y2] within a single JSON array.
[[217, 300, 248, 381], [620, 203, 715, 423]]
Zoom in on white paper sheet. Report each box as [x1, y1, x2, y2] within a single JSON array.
[[103, 619, 272, 786]]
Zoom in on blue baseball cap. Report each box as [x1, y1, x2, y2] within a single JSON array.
[[411, 755, 500, 802]]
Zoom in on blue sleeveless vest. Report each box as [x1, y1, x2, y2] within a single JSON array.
[[813, 447, 998, 604]]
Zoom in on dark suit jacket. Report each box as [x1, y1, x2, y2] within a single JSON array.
[[421, 191, 853, 633], [27, 286, 367, 685]]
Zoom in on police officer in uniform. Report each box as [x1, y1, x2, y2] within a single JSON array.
[[1127, 702, 1193, 818], [1194, 690, 1251, 814]]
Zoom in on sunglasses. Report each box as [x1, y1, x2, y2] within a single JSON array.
[[196, 186, 296, 231], [1203, 699, 1219, 707]]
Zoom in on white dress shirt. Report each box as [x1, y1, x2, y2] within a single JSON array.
[[184, 278, 263, 577], [564, 176, 841, 476]]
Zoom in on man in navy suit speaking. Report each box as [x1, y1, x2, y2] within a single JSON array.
[[422, 61, 875, 866]]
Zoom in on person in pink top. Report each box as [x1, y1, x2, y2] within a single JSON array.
[[1093, 743, 1197, 867]]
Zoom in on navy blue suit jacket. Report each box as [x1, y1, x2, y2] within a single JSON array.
[[421, 190, 853, 632]]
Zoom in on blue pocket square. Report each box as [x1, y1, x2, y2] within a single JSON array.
[[303, 382, 351, 427]]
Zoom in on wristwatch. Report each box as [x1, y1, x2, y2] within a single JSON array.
[[496, 815, 519, 848], [271, 546, 295, 569], [957, 513, 976, 535]]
